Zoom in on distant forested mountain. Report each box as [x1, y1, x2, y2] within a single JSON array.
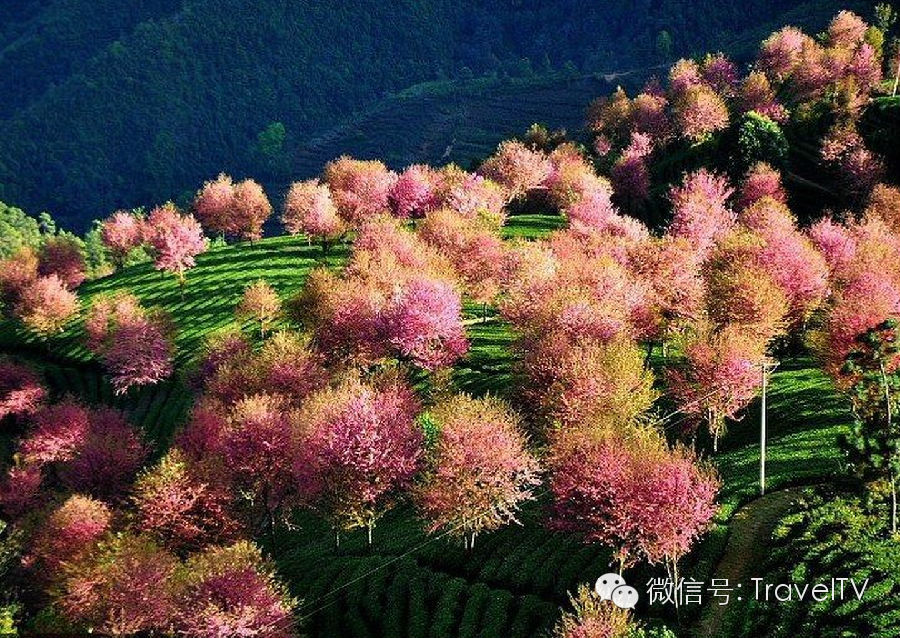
[[0, 0, 871, 229]]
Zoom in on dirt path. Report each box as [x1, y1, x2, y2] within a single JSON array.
[[693, 487, 809, 638]]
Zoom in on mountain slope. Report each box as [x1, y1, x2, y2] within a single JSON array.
[[0, 0, 873, 230]]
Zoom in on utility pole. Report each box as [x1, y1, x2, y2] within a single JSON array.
[[760, 360, 779, 496]]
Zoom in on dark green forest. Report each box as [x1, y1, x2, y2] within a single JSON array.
[[0, 0, 870, 230]]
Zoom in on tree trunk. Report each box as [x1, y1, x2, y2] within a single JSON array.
[[892, 471, 898, 536], [335, 530, 341, 548], [367, 520, 373, 545], [880, 362, 896, 535], [893, 53, 900, 97]]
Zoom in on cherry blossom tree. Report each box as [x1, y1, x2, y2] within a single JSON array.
[[221, 394, 299, 532], [758, 26, 809, 82], [0, 358, 46, 421], [382, 276, 469, 371], [18, 399, 91, 467], [610, 132, 652, 212], [667, 325, 766, 450], [739, 72, 787, 122], [478, 140, 551, 201], [417, 395, 540, 548], [57, 406, 148, 500], [193, 173, 235, 237], [15, 401, 146, 498], [26, 495, 111, 576], [736, 162, 787, 211], [133, 448, 241, 552], [144, 202, 207, 289], [56, 532, 179, 636], [323, 156, 397, 226], [193, 174, 272, 242], [282, 178, 345, 247], [553, 585, 635, 638], [739, 197, 829, 325], [668, 169, 735, 257], [700, 53, 739, 96], [389, 164, 439, 218], [418, 208, 506, 309], [38, 235, 86, 289], [236, 279, 281, 337], [174, 541, 296, 638], [102, 315, 174, 395], [674, 84, 729, 143], [85, 293, 175, 394], [864, 184, 900, 234], [0, 248, 38, 313], [0, 463, 43, 519], [544, 144, 606, 210], [231, 178, 273, 242], [522, 335, 657, 429], [703, 231, 788, 341], [444, 172, 507, 228], [15, 274, 79, 337], [550, 429, 718, 571], [808, 216, 857, 282], [295, 379, 422, 544], [100, 210, 145, 267], [819, 268, 900, 382], [635, 236, 705, 344]]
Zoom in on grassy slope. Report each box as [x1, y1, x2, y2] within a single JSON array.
[[0, 214, 854, 637]]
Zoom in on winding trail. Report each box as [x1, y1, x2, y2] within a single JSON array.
[[693, 487, 809, 638]]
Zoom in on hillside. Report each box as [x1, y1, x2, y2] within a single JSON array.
[[0, 224, 853, 638], [0, 0, 871, 230]]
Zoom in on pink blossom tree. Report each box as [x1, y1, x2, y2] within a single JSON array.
[[0, 463, 44, 519], [739, 72, 787, 122], [418, 208, 506, 309], [133, 448, 242, 552], [58, 406, 148, 500], [193, 173, 235, 237], [521, 335, 657, 430], [174, 541, 296, 638], [221, 394, 299, 532], [231, 178, 273, 242], [0, 358, 46, 421], [382, 276, 469, 370], [282, 179, 345, 248], [667, 326, 766, 450], [144, 202, 207, 289], [673, 84, 730, 143], [193, 174, 272, 242], [444, 172, 507, 227], [100, 210, 145, 267], [85, 293, 175, 394], [323, 156, 397, 226], [553, 585, 635, 638], [56, 533, 179, 636], [610, 132, 652, 212], [417, 395, 540, 548], [736, 162, 787, 211], [389, 164, 439, 218], [478, 140, 551, 201], [38, 235, 86, 289], [18, 399, 91, 467], [295, 379, 422, 544], [14, 274, 79, 337], [668, 169, 735, 257], [0, 248, 38, 313], [236, 279, 281, 337], [27, 494, 111, 576], [550, 429, 718, 571]]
